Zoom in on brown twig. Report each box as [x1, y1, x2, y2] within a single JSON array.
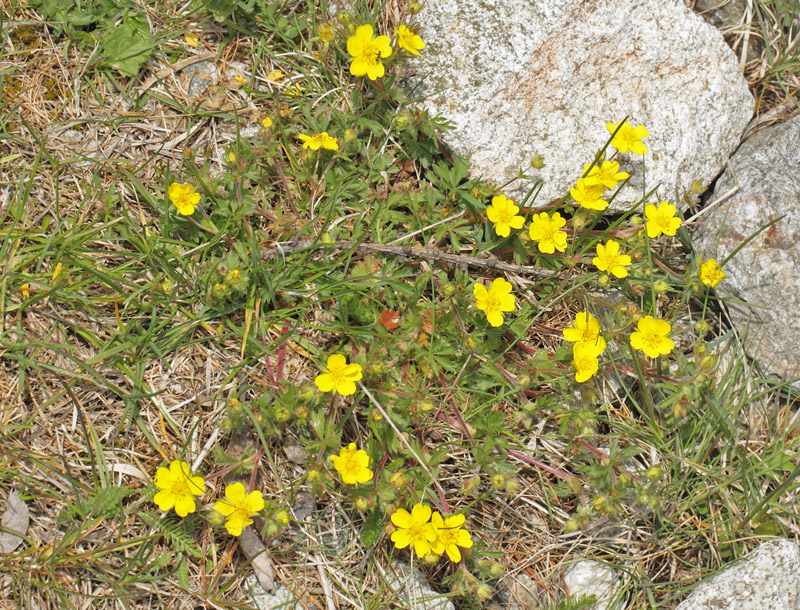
[[262, 239, 563, 280]]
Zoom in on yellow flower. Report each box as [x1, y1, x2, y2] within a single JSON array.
[[430, 512, 473, 562], [184, 32, 199, 47], [528, 211, 568, 254], [593, 239, 632, 278], [260, 116, 273, 130], [473, 277, 515, 327], [699, 258, 725, 288], [390, 503, 437, 558], [318, 24, 335, 42], [396, 25, 425, 56], [225, 150, 236, 164], [630, 315, 674, 358], [606, 121, 649, 155], [486, 194, 525, 237], [315, 354, 363, 396], [212, 482, 265, 536], [168, 182, 200, 216], [331, 442, 373, 485], [21, 283, 29, 299], [572, 341, 605, 383], [583, 160, 629, 189], [267, 69, 284, 82], [645, 202, 682, 238], [153, 460, 206, 518], [562, 311, 606, 352], [298, 132, 339, 151], [347, 24, 392, 80], [569, 178, 608, 211]]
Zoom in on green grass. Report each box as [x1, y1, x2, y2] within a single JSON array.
[[1, 0, 800, 608]]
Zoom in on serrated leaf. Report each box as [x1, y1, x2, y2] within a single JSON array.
[[361, 509, 383, 548], [100, 17, 153, 77]]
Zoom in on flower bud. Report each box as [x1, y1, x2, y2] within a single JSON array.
[[423, 552, 440, 564], [564, 519, 579, 533], [491, 473, 506, 490], [597, 274, 610, 288], [530, 155, 545, 169], [343, 128, 356, 142], [408, 1, 424, 14], [276, 510, 290, 525], [476, 584, 493, 600], [647, 466, 661, 480], [461, 472, 481, 495], [354, 496, 369, 511], [389, 471, 407, 488], [653, 280, 669, 294]]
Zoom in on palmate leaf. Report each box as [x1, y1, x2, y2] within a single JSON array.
[[99, 16, 153, 77]]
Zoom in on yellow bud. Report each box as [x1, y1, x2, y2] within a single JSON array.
[[653, 280, 669, 293], [354, 496, 368, 511], [21, 283, 29, 299], [598, 273, 610, 288], [51, 262, 64, 281], [276, 510, 290, 525], [491, 473, 505, 490], [564, 519, 579, 533], [260, 116, 273, 130], [647, 466, 661, 480], [390, 471, 407, 488], [343, 128, 356, 142], [408, 1, 424, 14], [423, 552, 440, 564], [530, 155, 545, 169], [307, 468, 320, 482], [699, 354, 717, 370], [476, 584, 493, 600]]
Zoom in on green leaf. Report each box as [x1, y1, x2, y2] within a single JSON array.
[[360, 509, 383, 548], [100, 17, 153, 77]]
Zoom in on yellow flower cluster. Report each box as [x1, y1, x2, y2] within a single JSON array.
[[346, 23, 425, 81], [390, 503, 473, 562], [563, 311, 607, 382], [153, 461, 266, 537]]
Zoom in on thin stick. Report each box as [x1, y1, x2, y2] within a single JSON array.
[[358, 381, 450, 511], [263, 239, 561, 280]]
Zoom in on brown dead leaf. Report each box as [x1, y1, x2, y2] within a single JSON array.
[[0, 491, 29, 554], [237, 527, 275, 592], [378, 309, 400, 331]]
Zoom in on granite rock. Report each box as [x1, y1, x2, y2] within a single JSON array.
[[676, 539, 800, 609], [693, 115, 800, 387], [563, 560, 623, 609], [405, 0, 753, 209]]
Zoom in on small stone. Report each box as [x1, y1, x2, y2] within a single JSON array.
[[676, 539, 800, 609], [245, 576, 297, 610], [562, 560, 621, 610], [385, 561, 455, 610]]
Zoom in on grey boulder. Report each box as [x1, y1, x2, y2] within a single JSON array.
[[404, 0, 753, 209], [676, 539, 800, 609], [693, 115, 800, 387]]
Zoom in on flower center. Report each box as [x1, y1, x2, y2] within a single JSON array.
[[642, 332, 662, 351], [484, 293, 502, 312], [604, 252, 620, 269], [581, 327, 596, 342], [364, 42, 381, 64]]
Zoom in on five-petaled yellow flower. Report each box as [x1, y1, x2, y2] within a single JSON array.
[[593, 239, 632, 278], [168, 182, 201, 216], [630, 315, 674, 358], [563, 311, 607, 352], [391, 503, 437, 558], [213, 482, 265, 537], [572, 341, 605, 383], [583, 160, 630, 189], [347, 24, 393, 80], [570, 178, 608, 211], [529, 211, 568, 254], [331, 443, 373, 485], [606, 121, 649, 156], [486, 194, 525, 237], [430, 512, 473, 562], [298, 132, 339, 151], [473, 277, 515, 327], [396, 25, 425, 56], [699, 258, 725, 288], [260, 116, 273, 130], [153, 460, 206, 518], [315, 354, 363, 396], [645, 202, 682, 238]]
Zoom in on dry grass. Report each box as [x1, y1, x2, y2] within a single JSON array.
[[2, 1, 800, 609]]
